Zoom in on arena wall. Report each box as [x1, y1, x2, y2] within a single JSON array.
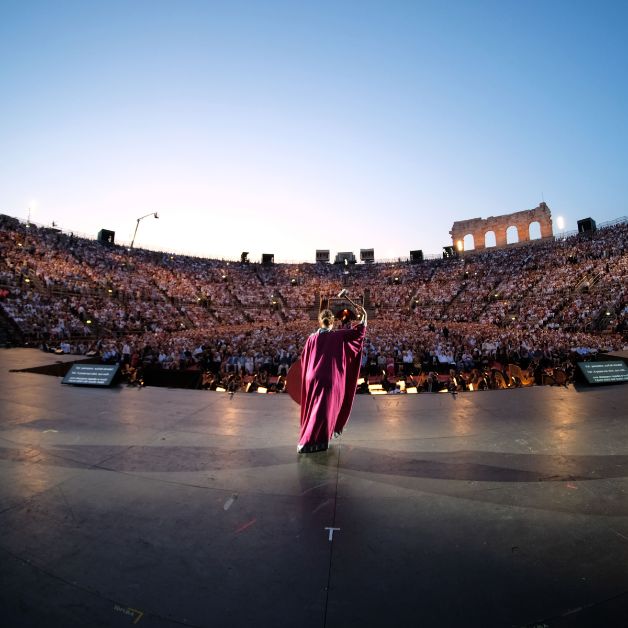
[[450, 202, 553, 251]]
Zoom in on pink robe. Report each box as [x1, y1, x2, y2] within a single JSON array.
[[299, 323, 366, 450]]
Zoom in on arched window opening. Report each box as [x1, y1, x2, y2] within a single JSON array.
[[485, 231, 496, 248], [506, 226, 519, 244], [463, 234, 475, 251], [529, 221, 541, 240]]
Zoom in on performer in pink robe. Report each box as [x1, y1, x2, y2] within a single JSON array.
[[298, 307, 367, 453]]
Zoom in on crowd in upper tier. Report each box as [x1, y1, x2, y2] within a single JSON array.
[[1, 213, 626, 391]]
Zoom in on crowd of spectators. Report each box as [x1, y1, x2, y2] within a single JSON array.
[[1, 213, 626, 392]]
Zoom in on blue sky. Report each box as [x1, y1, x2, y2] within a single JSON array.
[[1, 0, 627, 261]]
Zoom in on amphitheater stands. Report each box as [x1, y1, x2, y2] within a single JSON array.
[[1, 213, 626, 390]]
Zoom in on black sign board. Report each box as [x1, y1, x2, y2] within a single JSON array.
[[62, 363, 120, 387], [577, 361, 628, 385]]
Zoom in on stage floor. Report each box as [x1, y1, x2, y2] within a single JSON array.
[[1, 349, 628, 627]]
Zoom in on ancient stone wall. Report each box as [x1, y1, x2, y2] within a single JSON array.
[[450, 202, 553, 251]]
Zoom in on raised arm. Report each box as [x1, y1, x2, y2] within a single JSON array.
[[358, 305, 368, 327]]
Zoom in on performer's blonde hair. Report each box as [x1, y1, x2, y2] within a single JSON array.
[[318, 309, 335, 328]]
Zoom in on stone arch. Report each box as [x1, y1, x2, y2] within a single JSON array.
[[506, 225, 519, 244], [463, 233, 475, 251], [449, 202, 553, 252], [529, 221, 542, 240], [485, 231, 496, 247]]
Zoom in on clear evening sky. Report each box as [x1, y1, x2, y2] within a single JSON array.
[[1, 1, 626, 261]]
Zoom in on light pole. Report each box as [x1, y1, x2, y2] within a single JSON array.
[[130, 212, 159, 249]]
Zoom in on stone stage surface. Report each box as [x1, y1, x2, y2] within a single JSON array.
[[1, 349, 628, 628]]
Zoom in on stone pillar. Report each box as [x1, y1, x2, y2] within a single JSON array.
[[538, 202, 553, 238], [495, 228, 508, 247]]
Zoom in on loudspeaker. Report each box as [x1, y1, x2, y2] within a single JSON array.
[[577, 218, 596, 234], [315, 249, 330, 263], [334, 252, 356, 264], [410, 249, 423, 262], [262, 253, 274, 265], [98, 229, 115, 245]]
